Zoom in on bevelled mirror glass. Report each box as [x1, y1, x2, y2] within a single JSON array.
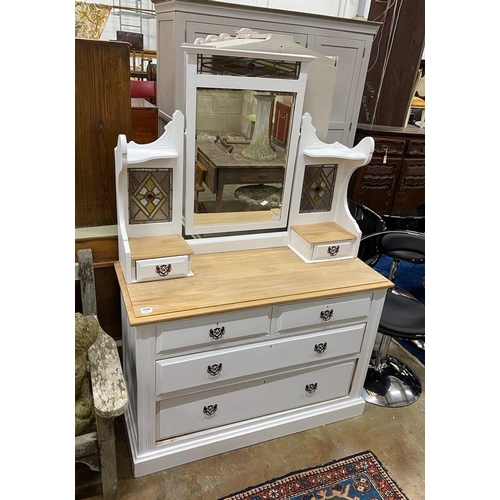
[[182, 32, 315, 237]]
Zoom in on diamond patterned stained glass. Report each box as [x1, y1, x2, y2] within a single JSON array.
[[197, 54, 301, 79], [128, 169, 173, 224], [299, 164, 338, 213]]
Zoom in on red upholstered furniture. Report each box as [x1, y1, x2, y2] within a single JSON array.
[[130, 80, 156, 100]]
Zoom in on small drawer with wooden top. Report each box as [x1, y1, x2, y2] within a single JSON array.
[[129, 234, 194, 283], [290, 222, 357, 263]]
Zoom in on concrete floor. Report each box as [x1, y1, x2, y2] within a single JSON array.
[[76, 337, 425, 499]]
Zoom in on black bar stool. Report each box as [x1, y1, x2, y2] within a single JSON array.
[[358, 231, 425, 407]]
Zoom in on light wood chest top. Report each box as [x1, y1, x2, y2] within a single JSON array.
[[291, 222, 356, 244], [115, 246, 391, 326]]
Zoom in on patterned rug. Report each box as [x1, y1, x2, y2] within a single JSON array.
[[219, 450, 409, 500]]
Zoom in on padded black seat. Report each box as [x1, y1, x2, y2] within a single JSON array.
[[358, 230, 424, 281], [359, 230, 425, 407], [379, 290, 425, 339]]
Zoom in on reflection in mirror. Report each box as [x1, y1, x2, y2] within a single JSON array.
[[194, 88, 296, 225]]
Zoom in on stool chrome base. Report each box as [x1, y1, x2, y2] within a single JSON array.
[[362, 354, 421, 408]]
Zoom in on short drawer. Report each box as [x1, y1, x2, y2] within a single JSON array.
[[311, 240, 355, 261], [136, 255, 191, 282], [156, 307, 273, 355], [373, 137, 406, 157], [155, 324, 365, 397], [406, 139, 425, 156], [157, 360, 355, 440], [276, 295, 371, 335]]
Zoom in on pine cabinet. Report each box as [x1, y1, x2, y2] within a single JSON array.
[[151, 0, 379, 146]]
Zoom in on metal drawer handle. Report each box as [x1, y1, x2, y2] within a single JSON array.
[[327, 245, 340, 257], [320, 309, 333, 321], [207, 363, 223, 376], [314, 342, 327, 354], [203, 404, 218, 416], [305, 383, 318, 394], [381, 144, 388, 164], [155, 264, 172, 277], [209, 326, 225, 340]]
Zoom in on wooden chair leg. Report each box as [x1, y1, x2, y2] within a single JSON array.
[[95, 415, 118, 500]]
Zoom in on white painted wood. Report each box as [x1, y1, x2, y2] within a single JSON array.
[[275, 294, 371, 335], [312, 240, 355, 262], [289, 229, 355, 263], [182, 32, 311, 238], [114, 111, 185, 283], [288, 113, 374, 259], [136, 255, 192, 282], [157, 361, 355, 439], [155, 307, 273, 356], [155, 324, 365, 396]]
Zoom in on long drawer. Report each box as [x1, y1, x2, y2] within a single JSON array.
[[156, 324, 365, 397], [276, 294, 371, 335], [157, 360, 355, 440], [156, 307, 273, 355]]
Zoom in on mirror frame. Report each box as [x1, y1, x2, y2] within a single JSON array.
[[182, 41, 315, 237]]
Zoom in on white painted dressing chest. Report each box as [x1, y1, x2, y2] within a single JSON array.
[[113, 30, 391, 477]]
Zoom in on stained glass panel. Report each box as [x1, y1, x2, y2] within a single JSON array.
[[128, 168, 173, 224], [299, 164, 338, 213]]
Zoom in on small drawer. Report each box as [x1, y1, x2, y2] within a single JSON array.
[[407, 139, 425, 156], [156, 307, 273, 355], [311, 240, 354, 261], [155, 324, 365, 397], [157, 360, 355, 440], [276, 295, 371, 335], [373, 137, 406, 157], [290, 223, 356, 263], [136, 255, 191, 282]]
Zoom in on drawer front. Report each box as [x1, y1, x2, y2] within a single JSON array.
[[136, 255, 191, 282], [157, 361, 355, 440], [156, 324, 365, 397], [373, 137, 406, 157], [312, 240, 354, 261], [156, 308, 273, 355], [276, 295, 371, 334], [406, 139, 425, 157]]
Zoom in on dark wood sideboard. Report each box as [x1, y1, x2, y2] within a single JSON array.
[[348, 124, 425, 222]]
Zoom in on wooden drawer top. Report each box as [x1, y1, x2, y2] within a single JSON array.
[[115, 246, 391, 326], [291, 222, 356, 244], [129, 234, 194, 260]]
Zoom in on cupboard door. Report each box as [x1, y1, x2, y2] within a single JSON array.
[[391, 159, 425, 217], [349, 159, 403, 216], [313, 36, 366, 147]]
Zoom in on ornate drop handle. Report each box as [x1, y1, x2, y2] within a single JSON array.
[[314, 342, 327, 354], [209, 326, 225, 340], [327, 245, 340, 257], [320, 309, 333, 321], [305, 383, 318, 394], [207, 363, 223, 376], [155, 264, 172, 277], [203, 404, 218, 416]]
